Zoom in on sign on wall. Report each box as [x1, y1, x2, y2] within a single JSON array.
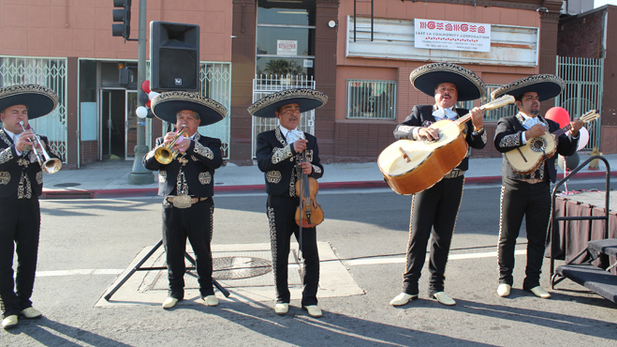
[[346, 16, 539, 67], [277, 40, 298, 56], [414, 19, 491, 52]]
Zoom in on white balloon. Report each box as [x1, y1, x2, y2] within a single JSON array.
[[577, 127, 589, 151], [148, 91, 160, 100], [136, 106, 148, 118]]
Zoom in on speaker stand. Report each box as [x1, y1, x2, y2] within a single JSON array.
[[104, 239, 230, 301]]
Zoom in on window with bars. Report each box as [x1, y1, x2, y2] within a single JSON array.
[[346, 79, 396, 119]]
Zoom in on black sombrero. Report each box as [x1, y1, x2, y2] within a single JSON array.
[[0, 84, 58, 119], [410, 62, 486, 101], [151, 91, 227, 126], [491, 74, 565, 101], [248, 88, 328, 118]]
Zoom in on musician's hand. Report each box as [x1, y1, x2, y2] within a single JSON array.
[[163, 131, 177, 145], [570, 118, 584, 137], [525, 124, 546, 139], [470, 107, 483, 129], [34, 139, 46, 151], [174, 137, 191, 154], [293, 139, 308, 153], [14, 130, 34, 153], [419, 127, 440, 141], [299, 161, 313, 175]]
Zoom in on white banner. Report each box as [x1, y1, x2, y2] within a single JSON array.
[[414, 19, 491, 52], [277, 40, 298, 56]]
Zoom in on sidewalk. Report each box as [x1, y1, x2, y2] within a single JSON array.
[[40, 153, 617, 199]]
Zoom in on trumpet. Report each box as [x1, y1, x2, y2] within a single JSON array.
[[18, 121, 62, 174], [154, 126, 188, 164]]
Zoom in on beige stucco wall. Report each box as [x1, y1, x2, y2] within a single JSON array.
[[0, 0, 233, 62]]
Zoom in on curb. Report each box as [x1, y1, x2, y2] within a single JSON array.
[[39, 170, 614, 200]]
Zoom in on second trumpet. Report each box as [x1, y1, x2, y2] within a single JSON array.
[[18, 121, 62, 174], [154, 126, 187, 164]]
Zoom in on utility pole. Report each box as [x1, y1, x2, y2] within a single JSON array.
[[128, 0, 154, 184]]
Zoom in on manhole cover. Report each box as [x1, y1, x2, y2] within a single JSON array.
[[213, 256, 272, 280], [53, 182, 82, 187]]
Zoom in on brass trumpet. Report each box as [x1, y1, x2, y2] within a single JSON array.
[[19, 121, 62, 174], [154, 126, 188, 164]]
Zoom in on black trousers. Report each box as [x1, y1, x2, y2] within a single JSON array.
[[498, 177, 551, 289], [0, 198, 40, 317], [402, 176, 464, 295], [162, 198, 214, 299], [267, 195, 319, 306]]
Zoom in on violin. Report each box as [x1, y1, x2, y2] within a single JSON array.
[[295, 156, 324, 228]]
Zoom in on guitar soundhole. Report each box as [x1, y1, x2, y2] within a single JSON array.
[[530, 138, 547, 153]]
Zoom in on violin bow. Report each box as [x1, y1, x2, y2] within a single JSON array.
[[295, 150, 307, 278]]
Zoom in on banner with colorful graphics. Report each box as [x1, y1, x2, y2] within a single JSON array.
[[414, 19, 491, 52]]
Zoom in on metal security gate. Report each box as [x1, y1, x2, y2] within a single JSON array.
[[200, 62, 232, 159], [0, 56, 68, 162], [556, 56, 604, 150], [251, 74, 316, 159]]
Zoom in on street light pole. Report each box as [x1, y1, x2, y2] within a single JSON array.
[[129, 0, 154, 184]]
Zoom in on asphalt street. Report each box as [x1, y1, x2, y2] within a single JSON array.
[[1, 181, 617, 346]]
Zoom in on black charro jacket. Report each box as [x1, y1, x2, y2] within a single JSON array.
[[256, 127, 323, 197]]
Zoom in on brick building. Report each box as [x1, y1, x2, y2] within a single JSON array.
[[2, 0, 607, 169]]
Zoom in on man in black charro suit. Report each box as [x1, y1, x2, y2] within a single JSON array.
[[143, 91, 227, 309], [492, 75, 582, 299], [0, 84, 61, 329], [389, 63, 486, 307], [249, 88, 327, 318]]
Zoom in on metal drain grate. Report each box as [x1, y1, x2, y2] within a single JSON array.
[[213, 256, 272, 280]]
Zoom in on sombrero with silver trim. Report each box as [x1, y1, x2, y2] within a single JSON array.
[[0, 84, 58, 119], [248, 88, 328, 118], [410, 62, 485, 101], [491, 74, 565, 101], [151, 91, 227, 126]]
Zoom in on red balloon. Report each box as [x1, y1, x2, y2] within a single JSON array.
[[545, 107, 570, 128], [145, 100, 151, 108], [141, 80, 151, 94]]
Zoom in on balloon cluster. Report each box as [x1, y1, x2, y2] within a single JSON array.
[[546, 107, 592, 173], [135, 80, 160, 119], [545, 107, 589, 151]]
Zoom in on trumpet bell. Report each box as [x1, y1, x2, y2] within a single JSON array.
[[154, 146, 174, 165], [43, 158, 62, 174]]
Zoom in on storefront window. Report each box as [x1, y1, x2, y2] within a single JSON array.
[[256, 0, 315, 78]]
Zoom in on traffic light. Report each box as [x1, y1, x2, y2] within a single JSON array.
[[112, 0, 131, 40]]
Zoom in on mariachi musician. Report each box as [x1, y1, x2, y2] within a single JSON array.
[[248, 88, 327, 318], [389, 63, 486, 307], [0, 84, 61, 329], [143, 91, 226, 309], [492, 75, 582, 299]]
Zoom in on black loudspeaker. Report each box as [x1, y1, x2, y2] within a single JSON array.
[[150, 21, 200, 92]]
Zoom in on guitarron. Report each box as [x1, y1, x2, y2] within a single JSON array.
[[378, 95, 515, 195], [504, 109, 599, 174]]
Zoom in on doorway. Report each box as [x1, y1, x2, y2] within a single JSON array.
[[100, 89, 138, 160]]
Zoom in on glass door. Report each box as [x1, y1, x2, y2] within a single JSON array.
[[100, 89, 126, 160], [125, 90, 138, 159]]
